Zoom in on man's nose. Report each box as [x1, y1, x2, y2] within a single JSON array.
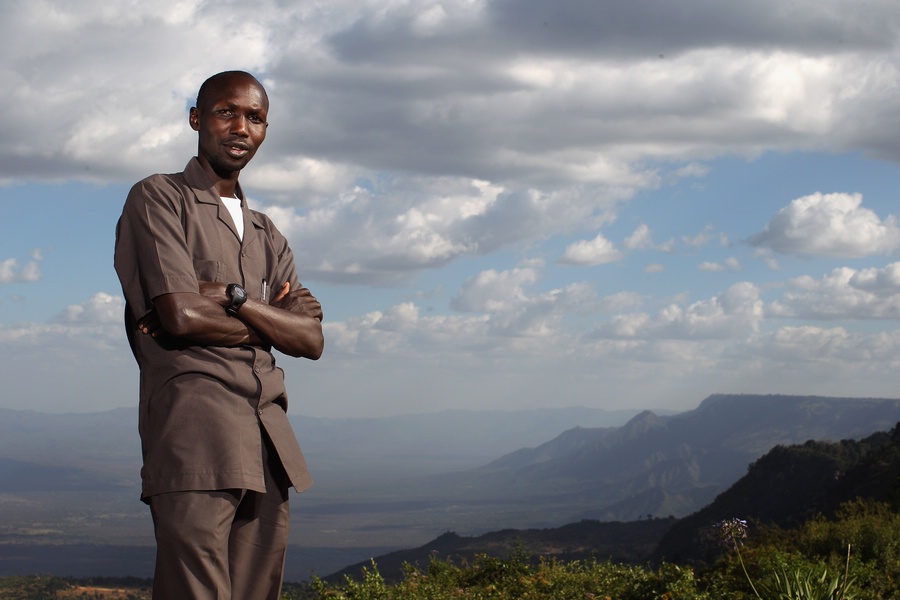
[[232, 115, 250, 136]]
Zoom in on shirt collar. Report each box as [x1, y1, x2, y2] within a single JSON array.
[[182, 157, 264, 230]]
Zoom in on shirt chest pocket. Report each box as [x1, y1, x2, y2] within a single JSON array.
[[192, 259, 227, 282]]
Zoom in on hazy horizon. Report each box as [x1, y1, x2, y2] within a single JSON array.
[[3, 394, 899, 581]]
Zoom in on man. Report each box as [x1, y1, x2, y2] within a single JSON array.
[[114, 71, 323, 599]]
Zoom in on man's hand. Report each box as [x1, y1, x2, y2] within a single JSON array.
[[253, 281, 324, 357], [270, 283, 324, 322], [136, 310, 163, 337]]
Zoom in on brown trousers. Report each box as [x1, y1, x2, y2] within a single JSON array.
[[148, 437, 291, 600]]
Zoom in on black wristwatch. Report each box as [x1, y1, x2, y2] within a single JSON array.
[[225, 283, 248, 316]]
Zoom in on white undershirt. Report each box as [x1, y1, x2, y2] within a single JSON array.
[[221, 195, 244, 241]]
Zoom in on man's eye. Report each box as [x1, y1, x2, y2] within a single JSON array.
[[249, 115, 263, 123], [217, 110, 234, 117]]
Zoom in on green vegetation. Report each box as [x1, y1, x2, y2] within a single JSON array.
[[290, 500, 900, 600], [298, 553, 702, 600]]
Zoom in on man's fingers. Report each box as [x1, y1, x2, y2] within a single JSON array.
[[272, 282, 290, 303]]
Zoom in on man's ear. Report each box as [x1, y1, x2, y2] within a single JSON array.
[[189, 107, 200, 131]]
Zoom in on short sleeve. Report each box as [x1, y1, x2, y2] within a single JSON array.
[[114, 175, 200, 320]]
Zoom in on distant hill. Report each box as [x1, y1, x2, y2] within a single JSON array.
[[402, 394, 900, 527], [294, 406, 646, 482], [653, 423, 900, 564], [333, 417, 900, 583], [326, 517, 677, 584]]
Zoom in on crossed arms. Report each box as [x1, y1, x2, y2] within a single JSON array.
[[139, 282, 324, 360]]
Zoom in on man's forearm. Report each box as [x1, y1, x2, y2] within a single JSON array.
[[151, 292, 261, 347], [235, 299, 324, 359]]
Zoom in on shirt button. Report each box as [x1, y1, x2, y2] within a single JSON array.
[[254, 366, 261, 373]]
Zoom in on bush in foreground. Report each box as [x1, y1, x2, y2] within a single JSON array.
[[301, 500, 900, 600], [304, 550, 705, 600]]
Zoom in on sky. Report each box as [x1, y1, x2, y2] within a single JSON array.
[[3, 0, 900, 418]]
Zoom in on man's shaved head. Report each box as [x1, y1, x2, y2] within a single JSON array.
[[195, 70, 269, 113]]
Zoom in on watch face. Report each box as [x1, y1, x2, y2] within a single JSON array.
[[225, 283, 247, 316], [227, 283, 247, 307]]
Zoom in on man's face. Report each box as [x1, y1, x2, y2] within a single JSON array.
[[190, 75, 268, 178]]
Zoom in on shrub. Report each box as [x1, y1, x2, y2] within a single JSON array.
[[309, 552, 705, 600]]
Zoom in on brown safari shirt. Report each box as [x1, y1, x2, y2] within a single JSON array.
[[114, 158, 312, 500]]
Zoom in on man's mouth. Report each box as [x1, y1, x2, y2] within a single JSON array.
[[224, 143, 251, 158]]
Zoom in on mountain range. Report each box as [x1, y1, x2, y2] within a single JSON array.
[[379, 394, 900, 529], [329, 405, 900, 583], [1, 394, 898, 582]]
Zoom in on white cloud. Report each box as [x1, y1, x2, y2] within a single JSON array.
[[0, 293, 125, 354], [741, 326, 900, 379], [699, 262, 724, 272], [323, 265, 604, 360], [599, 291, 644, 312], [4, 0, 900, 289], [682, 226, 724, 248], [560, 234, 623, 266], [698, 257, 741, 271], [3, 0, 287, 182], [257, 178, 623, 283], [670, 162, 711, 181], [768, 262, 900, 320], [0, 250, 43, 283], [0, 300, 136, 413], [758, 326, 854, 362], [245, 157, 362, 203], [52, 292, 124, 325], [451, 267, 539, 313], [284, 273, 900, 415], [849, 262, 900, 294], [592, 282, 763, 340], [750, 192, 900, 257], [6, 2, 900, 190], [623, 224, 655, 250]]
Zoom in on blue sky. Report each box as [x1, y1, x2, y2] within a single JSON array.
[[4, 0, 900, 418]]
